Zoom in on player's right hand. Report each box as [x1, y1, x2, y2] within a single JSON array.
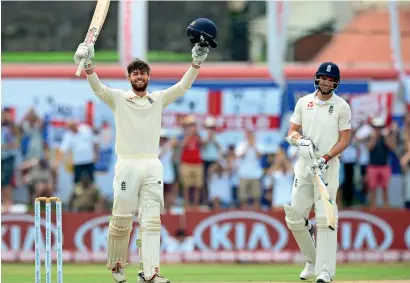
[[297, 137, 317, 159], [73, 43, 95, 65]]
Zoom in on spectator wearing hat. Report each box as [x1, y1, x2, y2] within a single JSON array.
[[201, 116, 222, 193], [366, 117, 397, 209], [179, 115, 204, 208]]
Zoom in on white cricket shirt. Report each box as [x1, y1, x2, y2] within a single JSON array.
[[87, 67, 199, 157], [290, 92, 352, 157]]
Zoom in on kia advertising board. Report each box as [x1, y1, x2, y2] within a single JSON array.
[[2, 210, 410, 263]]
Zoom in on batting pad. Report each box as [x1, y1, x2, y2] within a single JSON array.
[[315, 216, 338, 276], [284, 204, 316, 263], [139, 202, 161, 280], [106, 214, 133, 269]]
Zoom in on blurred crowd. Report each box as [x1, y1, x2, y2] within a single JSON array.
[[2, 107, 410, 213]]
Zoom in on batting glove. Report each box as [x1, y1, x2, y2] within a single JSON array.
[[73, 43, 95, 65], [192, 42, 210, 66], [309, 154, 331, 176], [297, 137, 317, 159]]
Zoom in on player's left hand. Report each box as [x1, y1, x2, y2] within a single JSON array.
[[192, 42, 210, 66]]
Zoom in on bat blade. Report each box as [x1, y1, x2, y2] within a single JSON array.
[[315, 173, 336, 230], [75, 0, 111, 77]]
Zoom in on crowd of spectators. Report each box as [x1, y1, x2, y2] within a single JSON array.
[[2, 107, 410, 213]]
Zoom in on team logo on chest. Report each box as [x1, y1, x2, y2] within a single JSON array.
[[306, 101, 314, 109], [328, 105, 334, 115]]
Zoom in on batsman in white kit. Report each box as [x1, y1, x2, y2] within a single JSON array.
[[73, 18, 218, 283], [284, 62, 352, 283]]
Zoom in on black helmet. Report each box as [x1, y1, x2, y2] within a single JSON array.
[[314, 62, 341, 92], [187, 18, 218, 48]]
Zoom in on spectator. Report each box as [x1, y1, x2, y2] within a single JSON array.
[[20, 108, 46, 161], [159, 129, 177, 210], [263, 148, 293, 210], [201, 116, 222, 189], [179, 115, 204, 208], [225, 144, 239, 206], [400, 114, 410, 208], [1, 108, 18, 210], [21, 158, 54, 202], [339, 140, 358, 207], [235, 130, 263, 209], [366, 117, 397, 209], [355, 121, 373, 205], [207, 159, 234, 209], [53, 120, 99, 185], [68, 172, 104, 212]]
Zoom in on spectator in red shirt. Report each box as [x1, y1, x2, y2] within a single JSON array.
[[179, 115, 204, 208]]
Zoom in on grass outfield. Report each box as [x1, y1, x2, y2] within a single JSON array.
[[2, 263, 410, 283], [1, 50, 191, 63]]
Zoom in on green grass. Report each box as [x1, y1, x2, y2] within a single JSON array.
[[1, 50, 191, 63], [2, 263, 410, 283]]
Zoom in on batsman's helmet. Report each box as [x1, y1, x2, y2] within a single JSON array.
[[314, 62, 340, 90], [187, 18, 218, 48]]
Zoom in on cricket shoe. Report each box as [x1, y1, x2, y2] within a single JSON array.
[[316, 271, 332, 283], [112, 261, 127, 283], [138, 272, 170, 283], [300, 261, 315, 280]]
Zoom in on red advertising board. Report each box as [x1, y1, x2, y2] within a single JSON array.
[[2, 209, 410, 263]]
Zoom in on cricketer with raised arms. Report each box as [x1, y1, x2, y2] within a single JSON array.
[[73, 18, 218, 283], [283, 62, 352, 283]]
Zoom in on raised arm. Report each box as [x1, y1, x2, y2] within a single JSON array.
[[74, 43, 116, 109], [162, 43, 210, 107]]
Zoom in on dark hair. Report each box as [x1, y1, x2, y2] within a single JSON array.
[[127, 58, 151, 75]]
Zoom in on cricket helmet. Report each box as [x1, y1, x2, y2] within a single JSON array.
[[187, 18, 218, 48], [314, 62, 340, 92]]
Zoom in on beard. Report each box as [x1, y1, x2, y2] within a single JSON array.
[[318, 83, 333, 95], [131, 80, 149, 92]]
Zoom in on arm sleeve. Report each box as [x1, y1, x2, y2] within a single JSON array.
[[289, 98, 303, 125], [338, 103, 352, 131], [162, 66, 200, 108], [86, 72, 116, 109]]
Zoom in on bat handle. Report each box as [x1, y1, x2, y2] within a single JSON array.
[[75, 58, 86, 77]]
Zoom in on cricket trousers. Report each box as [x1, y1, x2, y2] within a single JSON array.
[[112, 156, 164, 216]]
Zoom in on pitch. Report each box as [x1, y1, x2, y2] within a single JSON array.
[[2, 263, 410, 283]]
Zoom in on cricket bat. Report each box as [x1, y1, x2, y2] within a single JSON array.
[[75, 0, 111, 77], [314, 172, 336, 231]]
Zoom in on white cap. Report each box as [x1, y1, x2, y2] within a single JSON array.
[[160, 129, 168, 138], [204, 116, 216, 128], [371, 116, 385, 127]]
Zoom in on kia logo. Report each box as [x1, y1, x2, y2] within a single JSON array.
[[193, 211, 288, 251], [2, 214, 59, 251], [311, 211, 393, 250]]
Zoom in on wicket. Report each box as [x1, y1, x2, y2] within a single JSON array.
[[35, 197, 63, 283]]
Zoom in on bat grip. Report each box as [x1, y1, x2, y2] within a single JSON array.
[[75, 58, 86, 77]]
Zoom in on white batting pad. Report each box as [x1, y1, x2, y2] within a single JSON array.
[[315, 216, 338, 276], [284, 204, 316, 263], [106, 214, 133, 269], [139, 202, 162, 280]]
